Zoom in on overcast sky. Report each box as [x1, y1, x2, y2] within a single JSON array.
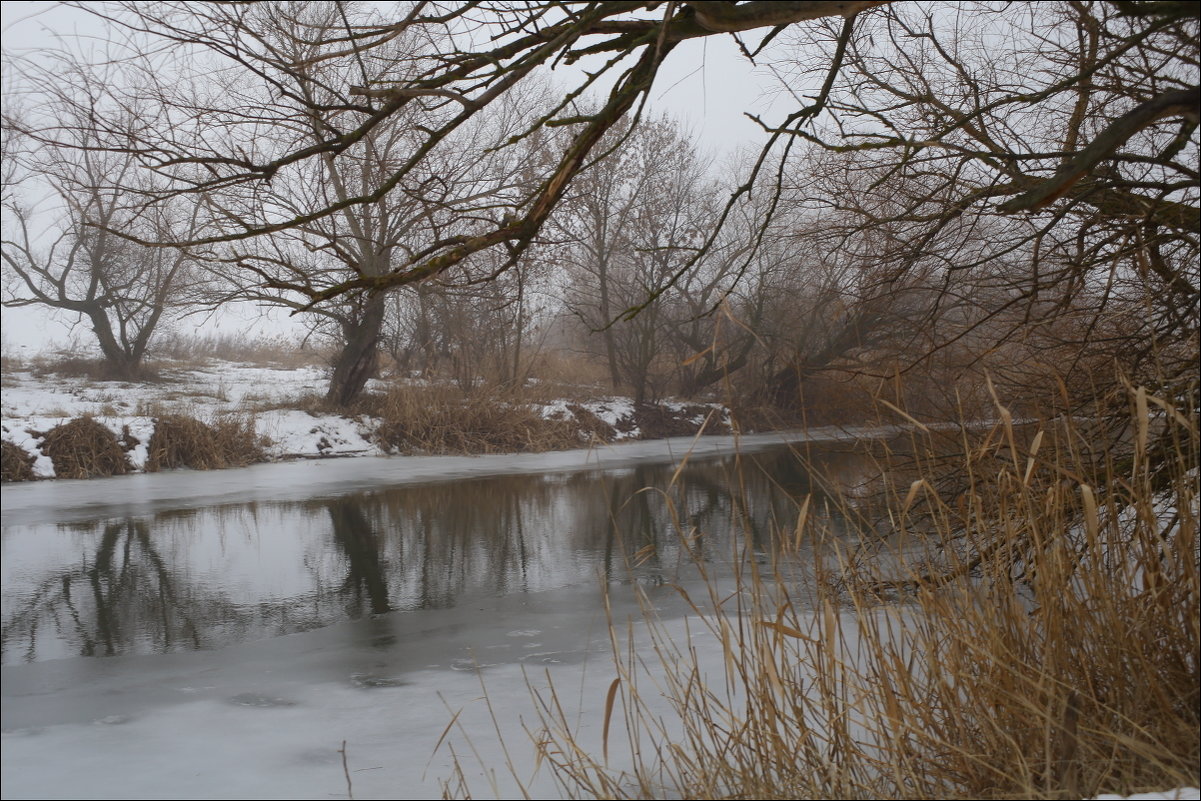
[[0, 1, 788, 353]]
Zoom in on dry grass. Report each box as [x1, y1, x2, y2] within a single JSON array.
[[37, 417, 132, 479], [362, 384, 582, 455], [523, 350, 613, 399], [28, 355, 159, 382], [151, 331, 329, 369], [1, 353, 24, 375], [362, 383, 724, 454], [146, 414, 264, 471], [633, 402, 723, 439], [448, 383, 1199, 800], [1, 440, 37, 482], [247, 392, 333, 415]]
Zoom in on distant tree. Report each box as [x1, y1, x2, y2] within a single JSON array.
[[1, 98, 200, 379], [175, 3, 555, 404], [558, 117, 716, 402]]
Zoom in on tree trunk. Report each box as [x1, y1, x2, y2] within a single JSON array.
[[86, 306, 140, 379], [327, 296, 386, 407], [597, 259, 621, 391]]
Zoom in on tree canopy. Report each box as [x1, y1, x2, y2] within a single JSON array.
[[8, 1, 1192, 310]]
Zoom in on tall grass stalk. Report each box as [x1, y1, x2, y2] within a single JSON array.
[[448, 385, 1199, 799]]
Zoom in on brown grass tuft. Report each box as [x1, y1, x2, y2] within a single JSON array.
[[362, 384, 581, 455], [146, 414, 264, 471], [39, 417, 131, 479], [1, 440, 37, 482]]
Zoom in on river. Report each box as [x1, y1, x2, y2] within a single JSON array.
[[2, 432, 875, 799]]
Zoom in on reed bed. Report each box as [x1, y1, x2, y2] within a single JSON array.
[[362, 384, 584, 455], [37, 416, 132, 479], [448, 384, 1199, 799], [145, 414, 263, 471]]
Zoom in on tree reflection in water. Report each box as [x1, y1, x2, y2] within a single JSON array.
[[325, 498, 391, 616], [2, 446, 875, 665], [1, 519, 239, 662]]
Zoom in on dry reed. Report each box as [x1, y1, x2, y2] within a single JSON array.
[[363, 384, 582, 455], [38, 417, 131, 479], [146, 414, 263, 471], [1, 440, 37, 482], [449, 383, 1199, 799]]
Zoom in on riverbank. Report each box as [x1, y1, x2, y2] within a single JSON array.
[[1, 356, 735, 481]]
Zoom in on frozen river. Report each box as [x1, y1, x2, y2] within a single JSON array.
[[2, 432, 868, 799]]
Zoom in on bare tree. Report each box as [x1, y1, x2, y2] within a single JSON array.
[[13, 2, 891, 300], [171, 2, 447, 405], [557, 116, 716, 402], [780, 2, 1198, 395], [1, 96, 200, 378], [6, 1, 1194, 414], [170, 3, 557, 404]]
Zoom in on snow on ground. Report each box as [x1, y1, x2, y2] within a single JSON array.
[[1, 361, 376, 473], [254, 408, 378, 458], [539, 396, 642, 439], [2, 359, 735, 478], [588, 396, 637, 437]]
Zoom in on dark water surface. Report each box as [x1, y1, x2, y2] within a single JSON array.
[[1, 440, 875, 667]]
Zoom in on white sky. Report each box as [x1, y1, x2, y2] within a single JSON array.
[[0, 1, 788, 353]]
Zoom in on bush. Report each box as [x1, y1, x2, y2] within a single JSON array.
[[38, 417, 131, 479]]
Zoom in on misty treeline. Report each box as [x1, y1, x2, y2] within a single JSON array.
[[1, 1, 1196, 427]]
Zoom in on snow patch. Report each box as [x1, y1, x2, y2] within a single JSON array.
[[256, 409, 380, 458]]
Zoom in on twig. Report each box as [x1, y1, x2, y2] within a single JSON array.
[[339, 739, 354, 800]]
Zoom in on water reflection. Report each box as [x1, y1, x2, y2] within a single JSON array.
[[1, 519, 241, 662], [1, 445, 872, 665], [326, 499, 390, 615]]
